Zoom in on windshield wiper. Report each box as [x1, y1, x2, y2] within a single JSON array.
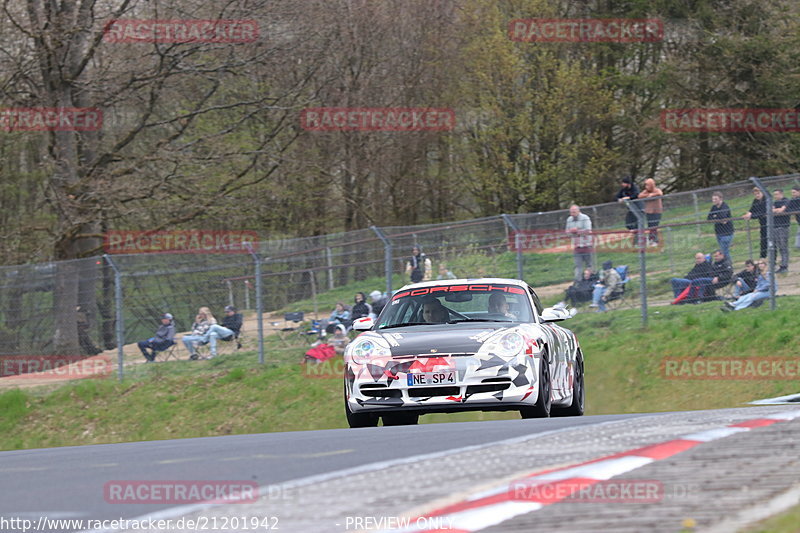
[[378, 322, 430, 329], [447, 318, 511, 324]]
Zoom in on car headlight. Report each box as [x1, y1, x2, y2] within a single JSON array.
[[478, 330, 525, 358], [348, 336, 391, 364]]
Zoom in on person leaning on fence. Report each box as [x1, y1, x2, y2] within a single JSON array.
[[565, 204, 594, 281], [616, 176, 640, 232], [742, 187, 767, 259], [772, 189, 790, 273], [590, 261, 621, 312], [564, 268, 598, 307], [138, 313, 176, 362], [722, 260, 774, 312], [406, 245, 432, 283], [670, 252, 714, 304], [707, 191, 734, 259], [732, 259, 759, 298], [182, 308, 216, 360], [637, 178, 663, 246], [789, 187, 800, 250]]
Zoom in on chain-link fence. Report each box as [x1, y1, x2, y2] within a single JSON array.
[[1, 173, 798, 381]]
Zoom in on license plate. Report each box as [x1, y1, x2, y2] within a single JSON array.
[[407, 370, 456, 386]]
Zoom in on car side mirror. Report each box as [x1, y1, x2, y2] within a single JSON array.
[[541, 306, 576, 322], [352, 317, 374, 331]]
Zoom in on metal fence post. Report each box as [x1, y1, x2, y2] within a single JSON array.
[[370, 226, 393, 295], [692, 192, 701, 237], [750, 177, 776, 310], [247, 245, 265, 364], [103, 255, 125, 382], [500, 214, 524, 281], [625, 200, 648, 327], [325, 247, 334, 291]]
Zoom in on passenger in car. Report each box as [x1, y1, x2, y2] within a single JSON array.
[[488, 292, 516, 319]]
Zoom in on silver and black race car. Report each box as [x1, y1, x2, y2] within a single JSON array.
[[343, 278, 584, 427]]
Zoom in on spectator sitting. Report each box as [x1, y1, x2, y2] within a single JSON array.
[[329, 301, 351, 328], [137, 313, 176, 362], [329, 324, 350, 355], [722, 261, 773, 311], [351, 292, 372, 322], [670, 253, 714, 304], [368, 290, 388, 319], [708, 249, 733, 294], [436, 262, 457, 280], [182, 308, 216, 360], [591, 261, 622, 312], [732, 259, 759, 298], [202, 305, 243, 356], [564, 268, 598, 307]]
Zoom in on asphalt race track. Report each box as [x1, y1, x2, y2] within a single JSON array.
[[1, 407, 798, 532]]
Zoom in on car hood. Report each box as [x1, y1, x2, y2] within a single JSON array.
[[371, 323, 514, 356]]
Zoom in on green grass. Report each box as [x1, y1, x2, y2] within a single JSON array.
[[744, 502, 800, 533], [2, 296, 798, 450]]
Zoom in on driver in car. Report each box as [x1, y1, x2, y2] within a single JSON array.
[[422, 298, 449, 324], [488, 292, 516, 319]]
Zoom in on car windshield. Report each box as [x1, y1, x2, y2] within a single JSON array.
[[377, 284, 534, 328]]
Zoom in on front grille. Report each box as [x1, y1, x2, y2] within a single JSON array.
[[466, 383, 510, 394], [362, 389, 402, 398], [408, 386, 460, 397]]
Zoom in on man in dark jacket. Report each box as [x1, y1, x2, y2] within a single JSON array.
[[564, 268, 598, 306], [670, 253, 713, 303], [743, 187, 767, 259], [616, 176, 640, 231], [138, 313, 176, 362], [369, 290, 388, 318], [707, 191, 734, 259], [709, 249, 733, 292]]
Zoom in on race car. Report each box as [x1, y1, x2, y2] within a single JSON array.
[[343, 278, 584, 427]]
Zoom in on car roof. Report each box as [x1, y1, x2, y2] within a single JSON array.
[[395, 278, 529, 293]]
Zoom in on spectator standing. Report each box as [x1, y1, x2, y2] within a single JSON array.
[[351, 292, 372, 321], [772, 189, 790, 273], [137, 313, 176, 362], [368, 290, 388, 319], [616, 176, 640, 231], [565, 204, 594, 280], [707, 191, 735, 259], [590, 261, 622, 312], [406, 245, 432, 283], [637, 178, 664, 246], [789, 187, 800, 249], [670, 252, 714, 303], [722, 260, 773, 311], [742, 187, 767, 259]]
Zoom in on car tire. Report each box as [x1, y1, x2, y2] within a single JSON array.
[[520, 350, 552, 419], [344, 384, 379, 428], [552, 353, 584, 417], [381, 412, 420, 426]]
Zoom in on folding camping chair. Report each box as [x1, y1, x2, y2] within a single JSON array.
[[154, 342, 178, 362]]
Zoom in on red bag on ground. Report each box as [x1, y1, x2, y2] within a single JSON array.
[[305, 343, 336, 362], [671, 284, 692, 305]]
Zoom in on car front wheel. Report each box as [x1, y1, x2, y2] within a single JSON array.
[[344, 384, 379, 428], [520, 351, 552, 419]]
